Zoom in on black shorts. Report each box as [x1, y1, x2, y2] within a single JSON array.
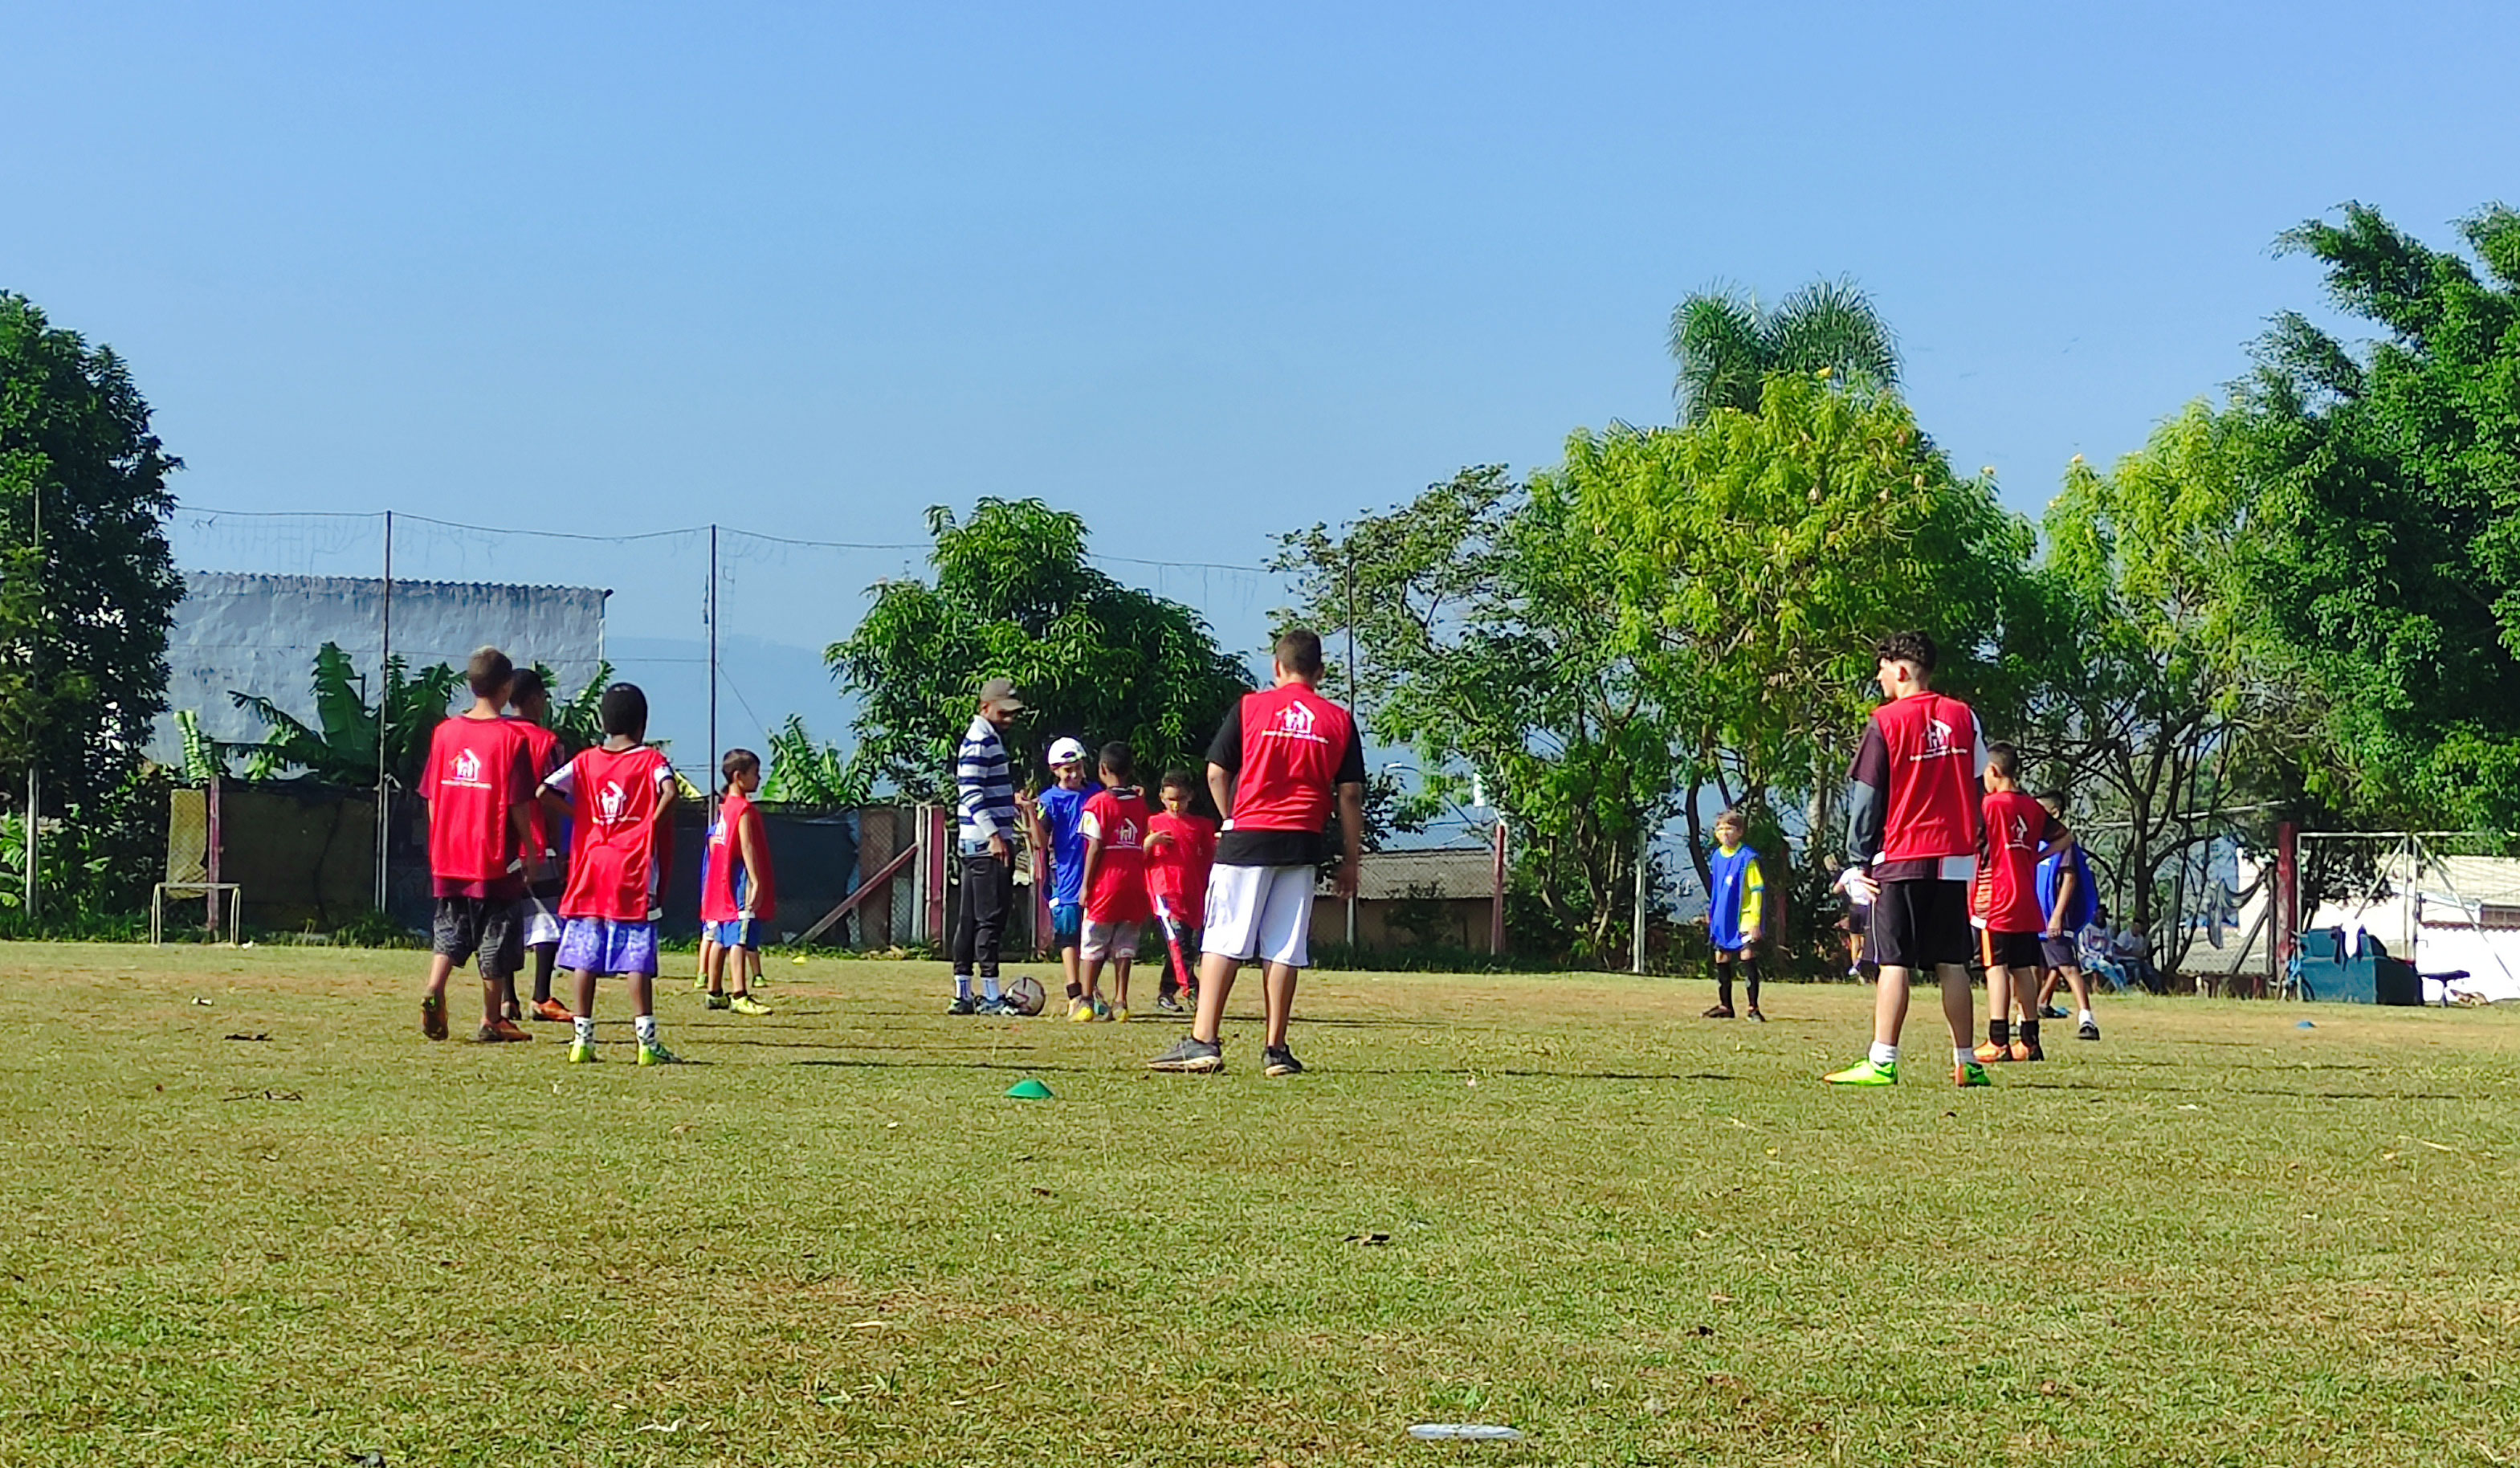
[[433, 896, 524, 979], [2041, 935, 2078, 971], [1982, 928, 2043, 970], [1870, 879, 1970, 970]]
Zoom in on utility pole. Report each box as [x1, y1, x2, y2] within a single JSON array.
[[1344, 550, 1358, 949], [22, 480, 39, 919], [374, 509, 393, 911], [707, 524, 720, 822], [1631, 823, 1649, 975]]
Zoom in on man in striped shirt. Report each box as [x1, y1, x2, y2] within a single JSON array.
[[949, 676, 1025, 1015]]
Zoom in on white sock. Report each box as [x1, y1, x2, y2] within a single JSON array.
[[1869, 1042, 1898, 1067], [1955, 1047, 1976, 1069], [2079, 1009, 2094, 1025], [981, 977, 1001, 1001], [634, 1013, 658, 1046], [573, 1016, 595, 1046]]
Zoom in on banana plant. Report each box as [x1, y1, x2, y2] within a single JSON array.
[[221, 642, 463, 789]]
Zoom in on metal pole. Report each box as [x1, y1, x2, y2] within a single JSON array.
[[374, 510, 393, 911], [1344, 551, 1357, 948], [1631, 823, 1649, 974], [22, 479, 37, 918], [1490, 817, 1507, 956], [707, 524, 720, 823]]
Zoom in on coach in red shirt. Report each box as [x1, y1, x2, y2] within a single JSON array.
[[1148, 629, 1364, 1079]]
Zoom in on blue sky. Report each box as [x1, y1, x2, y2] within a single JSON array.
[[9, 1, 2517, 756]]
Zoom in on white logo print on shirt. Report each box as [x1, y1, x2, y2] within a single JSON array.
[[452, 748, 482, 784], [597, 781, 627, 824]]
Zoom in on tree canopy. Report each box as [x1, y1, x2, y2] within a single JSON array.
[[1669, 277, 1901, 422], [827, 499, 1253, 803]]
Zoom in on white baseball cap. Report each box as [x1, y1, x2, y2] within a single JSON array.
[[1046, 736, 1088, 768]]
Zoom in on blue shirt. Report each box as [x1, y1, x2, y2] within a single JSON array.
[[2036, 846, 2097, 931], [1037, 784, 1091, 906], [1707, 843, 1764, 952]]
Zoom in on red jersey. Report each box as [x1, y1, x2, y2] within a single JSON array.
[[1976, 789, 2059, 932], [551, 744, 675, 923], [1080, 787, 1152, 924], [508, 718, 566, 862], [1871, 692, 1984, 863], [700, 788, 777, 923], [1144, 809, 1217, 920], [1222, 684, 1360, 833], [419, 714, 532, 889]]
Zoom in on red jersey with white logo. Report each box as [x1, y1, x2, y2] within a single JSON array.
[[1226, 685, 1358, 833], [419, 714, 531, 887], [551, 744, 675, 923], [1872, 692, 1983, 862], [1144, 809, 1217, 920], [1081, 788, 1152, 923], [1975, 789, 2058, 932], [700, 788, 777, 923], [508, 718, 565, 861]]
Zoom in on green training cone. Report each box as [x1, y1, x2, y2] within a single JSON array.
[[1005, 1078, 1054, 1100]]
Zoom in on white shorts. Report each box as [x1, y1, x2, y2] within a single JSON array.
[[1201, 863, 1316, 968], [524, 884, 564, 949], [1081, 919, 1140, 962]]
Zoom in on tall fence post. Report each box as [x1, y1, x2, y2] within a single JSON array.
[[1490, 818, 1507, 956], [1631, 824, 1649, 975], [2274, 820, 2300, 993]]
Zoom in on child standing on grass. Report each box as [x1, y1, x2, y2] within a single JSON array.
[[419, 646, 537, 1046], [2034, 793, 2102, 1042], [506, 667, 573, 1025], [699, 748, 776, 1017], [1144, 769, 1217, 1015], [1971, 744, 2073, 1064], [1827, 630, 1992, 1088], [1702, 809, 1768, 1022], [1075, 741, 1152, 1021], [1020, 737, 1095, 1017], [541, 683, 681, 1065]]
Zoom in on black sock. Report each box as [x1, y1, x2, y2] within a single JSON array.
[[2020, 1019, 2040, 1047], [1989, 1017, 2010, 1046], [1742, 958, 1760, 1009], [1066, 981, 1083, 1001], [1714, 958, 1735, 1009], [532, 947, 556, 1005]]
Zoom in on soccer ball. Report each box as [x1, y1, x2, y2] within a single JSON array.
[[1005, 976, 1046, 1017]]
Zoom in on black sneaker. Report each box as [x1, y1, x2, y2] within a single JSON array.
[[1156, 992, 1185, 1014], [1147, 1037, 1225, 1073], [1745, 1009, 1767, 1024], [945, 995, 978, 1016], [2078, 1019, 2101, 1042], [1262, 1046, 1304, 1078], [2041, 1005, 2069, 1020]]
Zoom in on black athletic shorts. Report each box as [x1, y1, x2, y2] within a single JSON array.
[[1982, 928, 2043, 970], [1870, 879, 1970, 970], [2040, 935, 2078, 970], [433, 895, 524, 979]]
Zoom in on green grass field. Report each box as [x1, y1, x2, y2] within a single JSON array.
[[2, 944, 2514, 1466]]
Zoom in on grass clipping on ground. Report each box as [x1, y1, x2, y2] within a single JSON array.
[[1, 944, 2514, 1466]]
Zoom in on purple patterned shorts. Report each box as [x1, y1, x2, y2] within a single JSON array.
[[557, 917, 659, 977]]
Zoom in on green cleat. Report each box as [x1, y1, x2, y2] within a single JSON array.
[[703, 993, 731, 1010], [728, 995, 773, 1017], [568, 1042, 598, 1064], [637, 1041, 683, 1066], [1955, 1061, 1992, 1087], [1824, 1058, 1898, 1086]]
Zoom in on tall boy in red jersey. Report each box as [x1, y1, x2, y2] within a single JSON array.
[[1148, 630, 1364, 1079], [1827, 630, 1995, 1087], [418, 646, 537, 1044], [540, 683, 682, 1066]]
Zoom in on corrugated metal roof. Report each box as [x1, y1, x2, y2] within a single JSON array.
[[1334, 846, 1494, 902]]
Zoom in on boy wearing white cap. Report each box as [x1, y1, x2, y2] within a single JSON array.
[[1018, 736, 1097, 1017]]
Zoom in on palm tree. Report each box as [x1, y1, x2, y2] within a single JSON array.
[[1668, 276, 1901, 422]]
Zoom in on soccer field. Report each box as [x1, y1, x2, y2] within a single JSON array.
[[2, 944, 2514, 1466]]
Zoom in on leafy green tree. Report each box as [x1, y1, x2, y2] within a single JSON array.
[[759, 714, 871, 806], [828, 499, 1253, 803], [2237, 202, 2520, 831], [223, 643, 462, 788], [1278, 467, 1678, 958], [2025, 405, 2296, 969], [0, 292, 183, 812], [1669, 276, 1901, 422]]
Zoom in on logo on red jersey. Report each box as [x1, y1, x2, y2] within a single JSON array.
[[597, 780, 627, 824], [2007, 812, 2032, 850], [451, 748, 483, 785], [1922, 717, 1954, 758], [1263, 699, 1323, 744]]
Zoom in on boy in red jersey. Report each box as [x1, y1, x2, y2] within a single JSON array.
[[699, 748, 776, 1017], [1826, 630, 1995, 1087], [1970, 744, 2073, 1064], [540, 683, 682, 1065], [506, 667, 573, 1024], [1148, 630, 1364, 1079], [1144, 769, 1217, 1015], [418, 646, 537, 1045], [1074, 741, 1153, 1021]]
